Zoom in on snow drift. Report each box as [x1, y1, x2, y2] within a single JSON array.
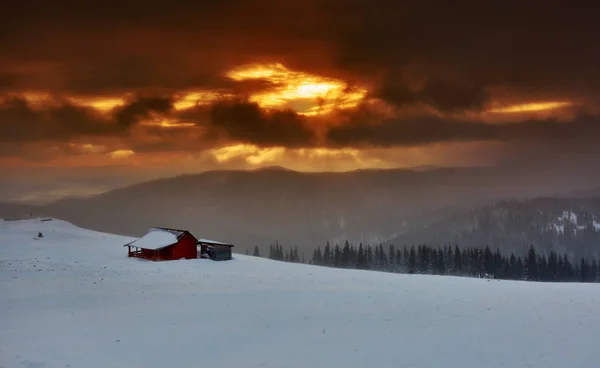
[[1, 218, 598, 368]]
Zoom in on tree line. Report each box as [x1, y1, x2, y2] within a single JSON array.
[[390, 199, 600, 260], [249, 242, 600, 283]]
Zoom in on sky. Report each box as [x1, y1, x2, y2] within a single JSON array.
[[2, 0, 600, 203]]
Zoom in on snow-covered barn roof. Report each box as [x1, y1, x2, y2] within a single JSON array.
[[125, 228, 180, 250], [124, 226, 234, 249]]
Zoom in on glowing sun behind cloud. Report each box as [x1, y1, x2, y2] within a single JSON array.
[[226, 63, 367, 115]]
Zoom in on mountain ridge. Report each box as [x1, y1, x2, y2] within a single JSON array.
[[4, 166, 600, 257], [19, 166, 597, 252]]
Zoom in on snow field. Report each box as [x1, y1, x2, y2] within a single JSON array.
[[1, 219, 599, 368]]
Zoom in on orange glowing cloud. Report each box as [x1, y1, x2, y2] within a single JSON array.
[[67, 96, 124, 111], [19, 92, 52, 106], [489, 101, 573, 114], [211, 144, 285, 165], [226, 63, 367, 115], [20, 93, 124, 111], [109, 149, 135, 159], [68, 143, 106, 154], [209, 144, 389, 170], [140, 118, 197, 128]]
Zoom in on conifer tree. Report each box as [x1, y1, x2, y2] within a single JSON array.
[[580, 258, 588, 282], [453, 245, 462, 276], [446, 246, 454, 275], [483, 246, 493, 275], [388, 245, 395, 272], [342, 241, 351, 268], [366, 246, 374, 269], [357, 243, 366, 269], [395, 248, 402, 273], [557, 254, 564, 280], [525, 246, 538, 281], [436, 249, 446, 275], [323, 242, 332, 266], [313, 247, 323, 265], [548, 252, 558, 281], [563, 254, 572, 281], [378, 244, 387, 270], [408, 245, 416, 274]]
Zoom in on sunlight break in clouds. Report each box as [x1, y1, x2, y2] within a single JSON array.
[[67, 96, 124, 111], [211, 144, 285, 165], [209, 144, 392, 171], [68, 143, 106, 154], [226, 63, 367, 115], [139, 119, 197, 128], [489, 101, 573, 114], [109, 149, 135, 159]]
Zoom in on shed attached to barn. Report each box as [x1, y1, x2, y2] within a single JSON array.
[[198, 238, 235, 261], [124, 227, 198, 261]]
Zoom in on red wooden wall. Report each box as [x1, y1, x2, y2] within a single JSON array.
[[169, 232, 198, 260]]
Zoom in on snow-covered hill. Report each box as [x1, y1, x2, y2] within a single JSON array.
[[550, 210, 600, 233], [1, 219, 599, 368], [388, 198, 600, 258]]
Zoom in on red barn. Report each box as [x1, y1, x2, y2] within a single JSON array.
[[124, 227, 198, 261]]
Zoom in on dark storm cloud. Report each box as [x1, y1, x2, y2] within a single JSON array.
[[326, 112, 600, 148], [374, 74, 490, 112], [206, 99, 315, 147], [1, 0, 600, 151], [0, 93, 315, 148], [0, 96, 119, 142], [327, 115, 494, 147], [113, 96, 174, 127], [0, 73, 16, 90], [2, 0, 596, 98], [420, 78, 489, 112], [3, 89, 597, 151], [0, 95, 178, 144]]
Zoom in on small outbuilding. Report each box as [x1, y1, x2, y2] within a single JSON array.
[[124, 227, 198, 261], [198, 238, 235, 261]]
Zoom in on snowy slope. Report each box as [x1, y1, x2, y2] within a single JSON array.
[[1, 219, 599, 368], [551, 210, 600, 233]]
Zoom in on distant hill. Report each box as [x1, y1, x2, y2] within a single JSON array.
[[36, 165, 600, 254], [563, 186, 600, 198], [387, 197, 600, 259], [252, 165, 295, 172], [0, 202, 38, 220]]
